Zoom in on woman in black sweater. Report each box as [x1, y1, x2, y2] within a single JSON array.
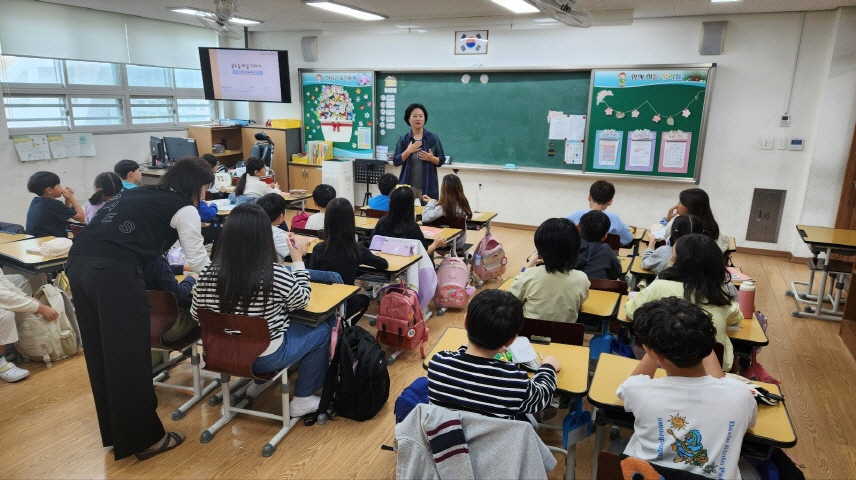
[[371, 186, 445, 254], [309, 198, 387, 325]]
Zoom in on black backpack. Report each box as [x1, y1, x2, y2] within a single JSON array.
[[315, 324, 390, 422]]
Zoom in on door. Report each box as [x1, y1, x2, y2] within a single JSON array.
[[835, 123, 856, 230]]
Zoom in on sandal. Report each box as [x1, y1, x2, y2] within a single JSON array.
[[135, 432, 185, 461]]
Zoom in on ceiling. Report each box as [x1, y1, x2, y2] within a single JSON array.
[[38, 0, 852, 32]]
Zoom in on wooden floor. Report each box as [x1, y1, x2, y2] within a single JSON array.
[[2, 222, 855, 480]]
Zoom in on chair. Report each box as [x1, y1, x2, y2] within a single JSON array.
[[68, 223, 84, 237], [425, 215, 472, 258], [250, 142, 273, 167], [604, 234, 621, 255], [585, 279, 629, 364], [588, 278, 629, 295], [197, 309, 299, 457], [364, 208, 387, 218], [713, 341, 725, 367], [292, 227, 324, 240], [0, 222, 25, 234], [148, 291, 220, 420]]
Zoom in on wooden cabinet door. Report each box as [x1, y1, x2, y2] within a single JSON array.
[[288, 165, 305, 191], [306, 167, 322, 210]]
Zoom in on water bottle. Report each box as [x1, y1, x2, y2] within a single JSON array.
[[474, 253, 482, 267], [660, 217, 668, 226], [737, 281, 756, 319]]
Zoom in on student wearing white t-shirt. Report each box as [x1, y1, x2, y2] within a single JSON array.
[[617, 297, 757, 479], [304, 184, 335, 231]]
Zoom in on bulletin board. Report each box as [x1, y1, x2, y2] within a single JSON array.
[[300, 70, 375, 159], [374, 70, 591, 170], [585, 66, 716, 182]]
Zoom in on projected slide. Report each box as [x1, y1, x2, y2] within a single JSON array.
[[209, 49, 282, 102]]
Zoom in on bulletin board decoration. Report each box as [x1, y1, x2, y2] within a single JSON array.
[[300, 70, 375, 159], [658, 130, 691, 174], [625, 129, 657, 172], [593, 129, 622, 171]]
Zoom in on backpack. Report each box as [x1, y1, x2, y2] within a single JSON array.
[[291, 209, 310, 230], [394, 377, 429, 424], [376, 284, 428, 357], [16, 284, 82, 367], [316, 323, 390, 422], [434, 251, 470, 309], [471, 227, 507, 282]]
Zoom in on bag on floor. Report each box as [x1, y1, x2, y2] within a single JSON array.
[[471, 227, 507, 282], [291, 209, 310, 230], [434, 251, 470, 309], [394, 377, 429, 424], [742, 312, 780, 384], [376, 284, 428, 357], [15, 284, 82, 367], [315, 322, 390, 422]]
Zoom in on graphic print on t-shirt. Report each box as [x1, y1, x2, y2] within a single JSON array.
[[663, 413, 717, 475]]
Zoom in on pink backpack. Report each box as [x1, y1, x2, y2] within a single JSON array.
[[376, 285, 428, 357], [434, 252, 470, 310], [291, 209, 309, 230], [471, 227, 507, 282]]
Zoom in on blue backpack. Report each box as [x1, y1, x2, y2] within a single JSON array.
[[394, 377, 429, 424]]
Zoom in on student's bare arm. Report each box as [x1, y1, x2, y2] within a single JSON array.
[[630, 353, 659, 378]]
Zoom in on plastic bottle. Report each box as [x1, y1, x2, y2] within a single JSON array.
[[737, 281, 756, 319], [474, 253, 482, 267]]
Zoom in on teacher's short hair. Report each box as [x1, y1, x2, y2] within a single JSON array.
[[404, 103, 428, 126]]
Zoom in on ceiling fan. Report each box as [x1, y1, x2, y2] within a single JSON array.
[[195, 0, 246, 39], [530, 0, 594, 28]]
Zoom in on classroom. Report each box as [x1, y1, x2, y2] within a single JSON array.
[[1, 0, 855, 479]]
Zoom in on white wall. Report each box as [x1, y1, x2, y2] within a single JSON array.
[[247, 10, 856, 255]]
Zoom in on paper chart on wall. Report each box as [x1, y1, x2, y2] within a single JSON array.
[[663, 142, 686, 167], [564, 141, 583, 165], [13, 135, 51, 161], [658, 131, 691, 173], [47, 133, 97, 158], [625, 130, 656, 172], [593, 129, 622, 170], [548, 114, 586, 141]]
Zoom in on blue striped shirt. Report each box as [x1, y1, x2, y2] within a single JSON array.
[[427, 345, 557, 419]]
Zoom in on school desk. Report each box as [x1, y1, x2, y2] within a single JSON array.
[[727, 236, 737, 254], [353, 215, 463, 250], [619, 256, 632, 276], [410, 207, 499, 231], [291, 282, 360, 327], [217, 192, 313, 216], [0, 236, 68, 275], [586, 353, 796, 480], [357, 252, 422, 283], [787, 225, 856, 322], [0, 232, 32, 244], [627, 227, 646, 255], [498, 277, 620, 320]]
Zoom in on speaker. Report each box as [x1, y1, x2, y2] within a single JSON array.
[[301, 36, 318, 62], [699, 21, 727, 55]]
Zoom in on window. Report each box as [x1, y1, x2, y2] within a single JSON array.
[[1, 56, 215, 133], [66, 60, 121, 86], [130, 97, 173, 125], [0, 56, 62, 85], [126, 65, 171, 88], [71, 97, 124, 127], [177, 99, 215, 123]]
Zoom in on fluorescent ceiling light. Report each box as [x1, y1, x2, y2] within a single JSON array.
[[491, 0, 539, 14], [170, 7, 200, 15], [229, 17, 262, 25], [304, 1, 387, 21], [169, 7, 262, 24]]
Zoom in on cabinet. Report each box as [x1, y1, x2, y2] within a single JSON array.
[[289, 163, 322, 210], [187, 125, 244, 167]]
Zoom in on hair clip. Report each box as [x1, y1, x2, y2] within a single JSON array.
[[393, 184, 411, 190]]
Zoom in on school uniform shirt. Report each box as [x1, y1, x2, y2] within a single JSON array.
[[641, 245, 672, 274], [191, 262, 310, 357], [427, 345, 557, 419], [508, 265, 590, 323], [617, 374, 757, 479], [308, 242, 388, 285], [84, 201, 105, 224], [26, 197, 77, 238], [305, 212, 325, 231], [242, 175, 281, 198], [625, 279, 742, 371], [272, 226, 290, 263], [575, 239, 622, 280], [421, 200, 468, 244], [121, 181, 138, 190], [392, 129, 446, 200], [367, 194, 390, 211], [567, 209, 633, 246], [371, 216, 431, 249]]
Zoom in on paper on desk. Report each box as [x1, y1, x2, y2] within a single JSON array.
[[726, 324, 742, 332], [218, 204, 237, 212], [209, 199, 232, 208]]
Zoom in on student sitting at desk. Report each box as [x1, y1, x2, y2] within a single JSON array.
[[201, 154, 228, 200], [0, 272, 58, 383], [114, 159, 141, 190], [626, 234, 742, 372], [660, 188, 729, 253], [25, 171, 85, 238], [641, 214, 703, 274], [567, 180, 632, 246], [574, 210, 622, 280], [257, 193, 290, 263], [421, 173, 472, 245], [617, 297, 756, 479], [367, 173, 397, 211], [371, 186, 446, 255], [308, 198, 388, 326], [427, 289, 560, 419], [83, 172, 123, 224], [509, 218, 589, 323], [234, 157, 281, 198], [305, 184, 336, 231], [191, 203, 324, 416]]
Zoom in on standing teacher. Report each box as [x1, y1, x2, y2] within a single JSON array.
[[66, 157, 213, 461], [392, 103, 446, 201]]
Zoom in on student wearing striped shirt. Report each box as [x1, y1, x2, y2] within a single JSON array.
[[191, 203, 326, 417], [427, 289, 561, 419]]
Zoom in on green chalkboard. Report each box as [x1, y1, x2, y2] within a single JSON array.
[[585, 67, 714, 181], [375, 71, 590, 170]]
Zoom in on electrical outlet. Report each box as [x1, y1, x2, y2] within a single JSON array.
[[776, 138, 787, 150], [758, 137, 773, 150]]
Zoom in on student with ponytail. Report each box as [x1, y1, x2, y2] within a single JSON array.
[[234, 157, 281, 198], [83, 172, 123, 223]]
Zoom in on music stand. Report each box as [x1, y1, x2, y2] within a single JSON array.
[[354, 159, 387, 207]]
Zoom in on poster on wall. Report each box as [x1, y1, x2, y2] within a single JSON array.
[[300, 70, 375, 159], [625, 130, 656, 172], [658, 130, 691, 173], [593, 129, 622, 170]]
